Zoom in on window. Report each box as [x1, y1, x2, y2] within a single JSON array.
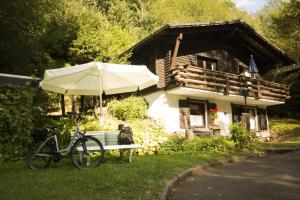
[[197, 56, 218, 71], [189, 102, 206, 128]]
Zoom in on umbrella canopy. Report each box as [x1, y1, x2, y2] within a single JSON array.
[[40, 62, 159, 129], [249, 55, 258, 74], [40, 62, 159, 95]]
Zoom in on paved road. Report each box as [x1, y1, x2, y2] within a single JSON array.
[[169, 151, 300, 200]]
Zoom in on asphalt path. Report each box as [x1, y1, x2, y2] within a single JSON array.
[[169, 150, 300, 200]]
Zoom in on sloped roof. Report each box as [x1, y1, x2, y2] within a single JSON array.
[[125, 20, 295, 66]]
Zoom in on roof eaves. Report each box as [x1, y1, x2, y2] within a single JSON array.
[[124, 20, 245, 54], [239, 22, 296, 65], [167, 19, 244, 29], [123, 24, 171, 54]]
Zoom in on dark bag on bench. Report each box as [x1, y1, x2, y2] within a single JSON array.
[[118, 127, 134, 145]]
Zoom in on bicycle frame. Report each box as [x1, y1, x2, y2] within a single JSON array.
[[35, 123, 83, 157]]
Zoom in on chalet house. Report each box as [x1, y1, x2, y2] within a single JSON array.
[[125, 20, 295, 136]]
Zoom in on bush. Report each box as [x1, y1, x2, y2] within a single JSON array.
[[230, 123, 253, 149], [0, 85, 39, 160], [269, 118, 300, 141], [130, 120, 168, 155], [159, 136, 233, 155], [108, 96, 148, 121]]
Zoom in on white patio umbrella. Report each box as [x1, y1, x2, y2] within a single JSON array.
[[40, 62, 159, 128]]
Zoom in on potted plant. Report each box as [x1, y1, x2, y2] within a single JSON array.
[[208, 107, 220, 135]]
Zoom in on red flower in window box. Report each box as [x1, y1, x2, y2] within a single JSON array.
[[209, 107, 219, 122], [209, 107, 219, 113]]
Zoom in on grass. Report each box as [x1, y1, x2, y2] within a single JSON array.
[[1, 117, 299, 200], [0, 151, 241, 200], [259, 118, 300, 149], [269, 118, 300, 141]]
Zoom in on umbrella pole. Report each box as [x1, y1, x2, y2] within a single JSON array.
[[99, 75, 103, 130]]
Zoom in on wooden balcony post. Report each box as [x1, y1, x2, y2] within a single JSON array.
[[170, 33, 183, 70], [224, 74, 229, 95], [286, 85, 291, 99], [182, 64, 189, 87], [257, 79, 261, 99]]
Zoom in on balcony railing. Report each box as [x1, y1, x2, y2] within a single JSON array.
[[172, 65, 290, 102]]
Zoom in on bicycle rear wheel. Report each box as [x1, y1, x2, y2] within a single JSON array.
[[71, 136, 104, 169], [27, 142, 52, 170]]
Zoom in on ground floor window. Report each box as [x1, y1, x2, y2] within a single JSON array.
[[189, 102, 206, 128], [179, 99, 207, 129]]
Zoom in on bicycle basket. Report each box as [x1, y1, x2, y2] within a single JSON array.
[[32, 128, 48, 142]]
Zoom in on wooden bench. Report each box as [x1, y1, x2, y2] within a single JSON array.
[[84, 131, 142, 163]]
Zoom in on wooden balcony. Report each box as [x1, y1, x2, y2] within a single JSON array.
[[171, 65, 290, 102]]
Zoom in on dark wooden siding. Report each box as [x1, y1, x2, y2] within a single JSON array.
[[155, 58, 165, 88], [176, 50, 241, 74]]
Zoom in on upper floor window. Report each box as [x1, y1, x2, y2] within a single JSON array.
[[197, 56, 218, 71]]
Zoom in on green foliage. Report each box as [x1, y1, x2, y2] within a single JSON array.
[[230, 123, 253, 149], [0, 0, 266, 76], [259, 0, 300, 117], [108, 96, 148, 121], [0, 85, 38, 160], [0, 0, 55, 75], [68, 5, 135, 64], [129, 120, 168, 155], [159, 136, 233, 155], [0, 0, 134, 76], [269, 118, 300, 141], [146, 0, 262, 33]]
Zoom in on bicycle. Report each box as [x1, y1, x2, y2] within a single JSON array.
[[27, 117, 104, 169]]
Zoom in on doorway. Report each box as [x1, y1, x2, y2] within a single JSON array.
[[232, 104, 257, 131]]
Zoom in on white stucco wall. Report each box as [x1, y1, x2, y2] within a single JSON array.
[[144, 90, 269, 137], [144, 91, 181, 133], [144, 91, 234, 135]]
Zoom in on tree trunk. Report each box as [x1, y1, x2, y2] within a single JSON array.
[[71, 95, 76, 114], [80, 95, 84, 114], [60, 94, 65, 116], [92, 96, 98, 119]]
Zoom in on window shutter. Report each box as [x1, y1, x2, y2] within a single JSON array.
[[179, 100, 190, 129]]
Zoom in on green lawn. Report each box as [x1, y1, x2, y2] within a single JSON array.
[[0, 151, 239, 200], [2, 118, 299, 200]]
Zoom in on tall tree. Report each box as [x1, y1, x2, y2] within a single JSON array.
[[0, 0, 56, 75], [145, 0, 262, 33], [259, 0, 300, 117]]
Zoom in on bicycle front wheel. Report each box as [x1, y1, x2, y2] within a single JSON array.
[[27, 142, 52, 170], [71, 136, 104, 169]]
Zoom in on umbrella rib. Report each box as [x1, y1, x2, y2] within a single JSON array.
[[64, 72, 96, 94], [102, 71, 140, 87], [41, 69, 98, 83]]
